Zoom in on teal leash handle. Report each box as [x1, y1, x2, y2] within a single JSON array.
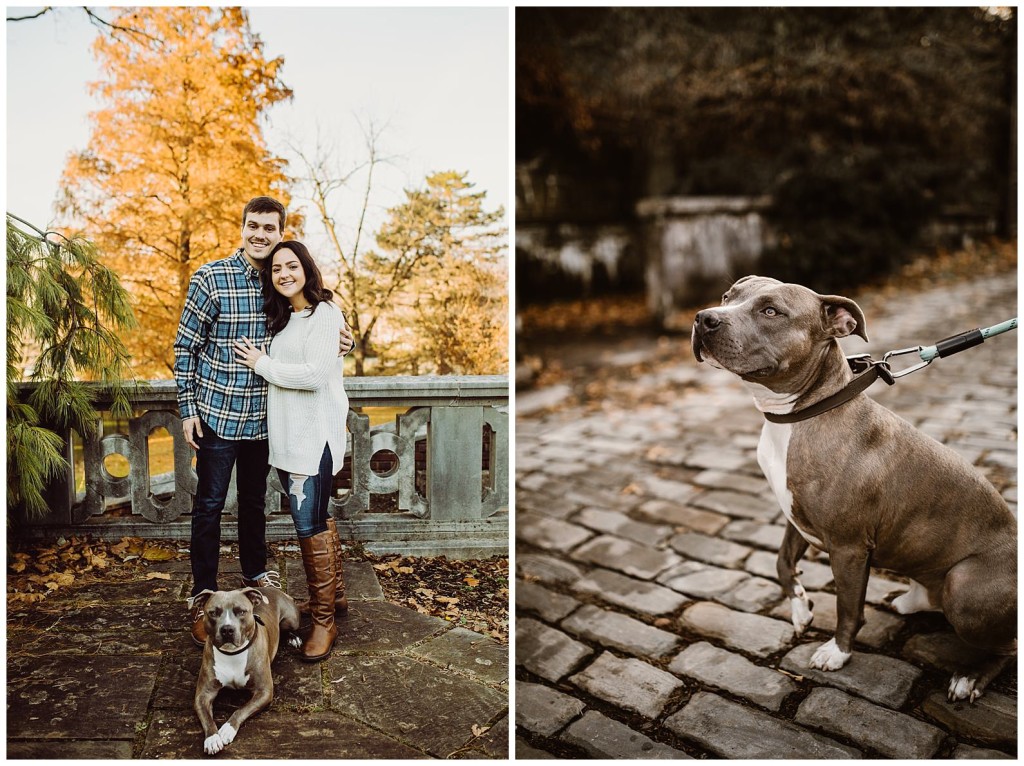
[[919, 317, 1017, 362], [873, 317, 1017, 379]]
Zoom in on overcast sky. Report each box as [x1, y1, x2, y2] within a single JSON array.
[[6, 6, 509, 253]]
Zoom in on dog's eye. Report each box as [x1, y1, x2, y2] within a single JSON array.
[[763, 307, 779, 317], [233, 607, 247, 617], [722, 293, 730, 304], [209, 607, 222, 618]]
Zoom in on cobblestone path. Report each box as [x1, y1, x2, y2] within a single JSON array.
[[515, 273, 1017, 759]]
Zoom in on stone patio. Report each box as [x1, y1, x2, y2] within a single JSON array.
[[7, 554, 508, 759]]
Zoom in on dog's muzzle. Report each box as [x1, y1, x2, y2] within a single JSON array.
[[692, 309, 724, 362]]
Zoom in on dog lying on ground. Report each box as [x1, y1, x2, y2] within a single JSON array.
[[189, 586, 301, 754], [691, 275, 1017, 702]]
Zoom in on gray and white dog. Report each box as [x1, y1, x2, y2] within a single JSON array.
[[189, 586, 301, 755], [692, 275, 1016, 702]]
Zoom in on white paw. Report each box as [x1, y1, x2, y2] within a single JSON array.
[[809, 638, 851, 671], [790, 585, 813, 635], [891, 581, 936, 615], [948, 674, 982, 703], [288, 634, 303, 649], [217, 722, 237, 747], [204, 733, 225, 755]]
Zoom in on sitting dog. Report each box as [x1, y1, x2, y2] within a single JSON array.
[[691, 275, 1016, 702], [189, 586, 301, 755]]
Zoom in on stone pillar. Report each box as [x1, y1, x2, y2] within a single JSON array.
[[637, 196, 773, 325]]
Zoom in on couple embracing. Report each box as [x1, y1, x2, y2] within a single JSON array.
[[173, 196, 349, 661]]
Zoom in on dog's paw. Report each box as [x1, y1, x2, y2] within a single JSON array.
[[808, 638, 851, 671], [217, 722, 237, 747], [790, 585, 813, 635], [204, 733, 225, 755], [948, 674, 982, 703], [287, 634, 303, 649], [890, 581, 937, 615]]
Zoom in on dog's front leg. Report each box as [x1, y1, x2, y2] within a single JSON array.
[[217, 684, 273, 750], [777, 523, 813, 635], [811, 544, 870, 671], [195, 685, 224, 755]]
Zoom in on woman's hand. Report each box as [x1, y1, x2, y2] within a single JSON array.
[[233, 336, 267, 369]]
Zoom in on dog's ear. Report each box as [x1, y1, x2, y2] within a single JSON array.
[[819, 294, 869, 342], [241, 587, 270, 607], [188, 590, 216, 610]]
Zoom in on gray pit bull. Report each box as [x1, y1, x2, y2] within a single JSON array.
[[189, 586, 301, 755], [692, 275, 1016, 702]]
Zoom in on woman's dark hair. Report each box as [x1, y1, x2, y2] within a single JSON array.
[[262, 240, 334, 334]]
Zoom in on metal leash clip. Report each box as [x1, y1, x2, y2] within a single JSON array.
[[880, 346, 932, 380]]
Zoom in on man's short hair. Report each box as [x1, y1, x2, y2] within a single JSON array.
[[242, 196, 286, 232]]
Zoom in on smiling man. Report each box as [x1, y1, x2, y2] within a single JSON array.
[[174, 196, 303, 646]]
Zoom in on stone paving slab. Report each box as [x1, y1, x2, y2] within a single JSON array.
[[409, 626, 508, 686], [679, 601, 795, 658], [8, 555, 508, 759], [515, 681, 585, 737], [327, 653, 507, 758], [569, 651, 684, 720], [561, 710, 690, 759], [7, 655, 160, 740], [796, 687, 946, 758], [140, 708, 428, 759], [562, 604, 680, 659], [515, 273, 1017, 759], [920, 690, 1017, 748], [782, 641, 922, 709], [669, 641, 796, 711], [516, 617, 593, 682], [665, 691, 861, 758]]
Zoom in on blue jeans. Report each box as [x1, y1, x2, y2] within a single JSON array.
[[277, 444, 333, 539], [190, 420, 269, 596]]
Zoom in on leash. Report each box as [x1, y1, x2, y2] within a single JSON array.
[[764, 318, 1017, 424]]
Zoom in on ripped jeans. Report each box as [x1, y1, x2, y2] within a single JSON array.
[[277, 444, 333, 539]]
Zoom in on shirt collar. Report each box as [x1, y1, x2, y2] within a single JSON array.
[[231, 249, 262, 281]]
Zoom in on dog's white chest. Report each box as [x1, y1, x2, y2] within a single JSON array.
[[757, 422, 824, 548], [213, 648, 251, 689]]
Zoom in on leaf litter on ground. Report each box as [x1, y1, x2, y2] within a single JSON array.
[[7, 536, 510, 644]]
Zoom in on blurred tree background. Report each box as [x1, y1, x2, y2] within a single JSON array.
[[12, 6, 506, 381], [517, 7, 1015, 298], [56, 7, 298, 376]]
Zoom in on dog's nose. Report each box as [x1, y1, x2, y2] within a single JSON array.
[[695, 310, 722, 331], [220, 625, 235, 640]]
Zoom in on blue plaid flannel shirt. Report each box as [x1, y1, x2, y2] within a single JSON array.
[[173, 250, 271, 441]]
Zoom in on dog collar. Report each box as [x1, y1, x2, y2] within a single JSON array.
[[212, 614, 264, 656], [763, 357, 891, 424]]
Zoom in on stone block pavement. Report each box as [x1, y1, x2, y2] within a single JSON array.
[[7, 553, 508, 759], [515, 273, 1017, 759]]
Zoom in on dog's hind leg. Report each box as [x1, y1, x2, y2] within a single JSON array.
[[943, 552, 1017, 702], [777, 523, 813, 635]]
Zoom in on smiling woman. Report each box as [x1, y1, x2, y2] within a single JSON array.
[[233, 239, 350, 661]]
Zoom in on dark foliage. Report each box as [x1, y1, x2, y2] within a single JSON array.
[[518, 7, 1016, 288]]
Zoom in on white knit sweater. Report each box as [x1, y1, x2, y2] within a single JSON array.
[[254, 302, 348, 476]]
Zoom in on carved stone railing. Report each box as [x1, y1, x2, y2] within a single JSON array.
[[13, 377, 508, 558]]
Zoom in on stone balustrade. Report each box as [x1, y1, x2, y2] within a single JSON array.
[[14, 376, 508, 558]]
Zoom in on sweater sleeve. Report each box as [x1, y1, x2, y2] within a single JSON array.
[[253, 305, 340, 391]]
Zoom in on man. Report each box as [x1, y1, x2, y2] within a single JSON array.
[[174, 196, 353, 646]]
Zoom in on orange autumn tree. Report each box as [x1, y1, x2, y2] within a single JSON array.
[[57, 7, 297, 377]]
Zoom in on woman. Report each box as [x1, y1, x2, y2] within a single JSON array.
[[234, 240, 348, 661]]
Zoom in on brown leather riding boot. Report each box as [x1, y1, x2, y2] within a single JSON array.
[[297, 518, 348, 615], [298, 531, 337, 661]]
